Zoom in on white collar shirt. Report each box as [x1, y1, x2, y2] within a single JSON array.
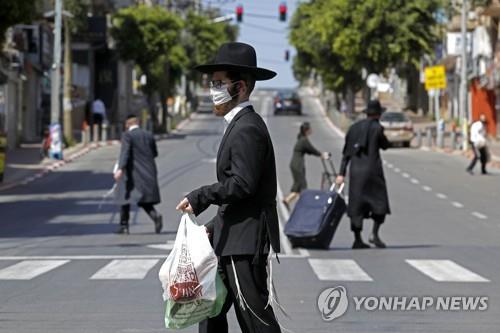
[[224, 101, 252, 128]]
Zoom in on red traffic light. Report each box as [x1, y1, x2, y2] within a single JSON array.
[[279, 2, 287, 21], [236, 5, 243, 22]]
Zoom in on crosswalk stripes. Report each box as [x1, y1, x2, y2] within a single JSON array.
[[90, 259, 160, 280], [0, 258, 492, 283], [406, 259, 490, 282], [308, 259, 373, 281], [0, 260, 69, 280]]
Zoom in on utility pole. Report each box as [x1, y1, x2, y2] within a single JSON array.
[[460, 0, 469, 151], [51, 0, 62, 127]]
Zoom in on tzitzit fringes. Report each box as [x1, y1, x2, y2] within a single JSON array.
[[265, 251, 295, 333], [230, 256, 270, 326]]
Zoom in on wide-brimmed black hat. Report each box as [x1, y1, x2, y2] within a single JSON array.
[[364, 100, 385, 115], [195, 42, 277, 81]]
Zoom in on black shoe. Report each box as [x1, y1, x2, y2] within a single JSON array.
[[115, 225, 129, 235], [352, 240, 370, 249], [154, 215, 163, 234], [482, 170, 488, 175], [369, 235, 386, 248]]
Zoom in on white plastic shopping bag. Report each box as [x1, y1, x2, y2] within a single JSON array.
[[159, 213, 218, 303]]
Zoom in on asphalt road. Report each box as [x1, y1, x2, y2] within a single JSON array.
[[0, 89, 499, 333]]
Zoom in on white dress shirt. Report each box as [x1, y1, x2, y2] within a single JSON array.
[[470, 120, 487, 147], [224, 101, 252, 130], [128, 124, 139, 132]]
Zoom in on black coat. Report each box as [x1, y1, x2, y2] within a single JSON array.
[[289, 136, 321, 193], [118, 127, 161, 205], [339, 118, 390, 217], [187, 106, 280, 259]]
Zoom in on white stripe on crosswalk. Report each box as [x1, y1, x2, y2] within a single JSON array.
[[90, 259, 159, 280], [308, 259, 373, 281], [406, 260, 489, 282], [0, 260, 69, 280]]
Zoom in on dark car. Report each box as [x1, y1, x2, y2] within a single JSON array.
[[196, 94, 213, 113], [274, 89, 302, 115]]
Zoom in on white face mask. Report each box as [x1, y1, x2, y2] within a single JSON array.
[[210, 82, 239, 106]]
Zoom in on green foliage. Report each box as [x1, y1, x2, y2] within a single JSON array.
[[0, 0, 37, 47], [183, 11, 238, 81], [290, 0, 442, 93]]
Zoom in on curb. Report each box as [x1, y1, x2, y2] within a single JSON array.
[[0, 140, 121, 192], [304, 87, 500, 170], [0, 116, 194, 193]]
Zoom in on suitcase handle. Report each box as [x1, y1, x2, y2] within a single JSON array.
[[329, 181, 345, 194]]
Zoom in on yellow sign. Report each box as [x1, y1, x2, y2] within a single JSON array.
[[424, 65, 447, 90]]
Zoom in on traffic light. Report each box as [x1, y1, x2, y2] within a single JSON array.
[[285, 49, 290, 61], [236, 5, 243, 23], [279, 2, 287, 22]]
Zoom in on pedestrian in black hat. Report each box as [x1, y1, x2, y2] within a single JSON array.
[[176, 42, 282, 333], [335, 99, 391, 249], [114, 114, 162, 234]]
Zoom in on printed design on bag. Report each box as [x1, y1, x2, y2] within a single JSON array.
[[169, 242, 202, 302]]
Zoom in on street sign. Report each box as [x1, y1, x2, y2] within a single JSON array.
[[424, 66, 447, 90]]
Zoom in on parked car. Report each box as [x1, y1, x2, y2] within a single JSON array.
[[379, 111, 414, 147], [274, 89, 302, 115], [196, 94, 213, 113]]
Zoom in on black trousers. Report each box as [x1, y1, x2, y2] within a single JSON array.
[[351, 214, 385, 232], [467, 144, 488, 174], [199, 255, 281, 333], [120, 203, 158, 225]]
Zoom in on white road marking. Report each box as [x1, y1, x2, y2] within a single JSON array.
[[410, 178, 420, 184], [406, 260, 489, 282], [146, 243, 175, 251], [394, 168, 401, 173], [202, 158, 216, 163], [422, 186, 432, 192], [472, 212, 488, 220], [436, 193, 448, 199], [261, 95, 299, 257], [308, 259, 373, 281], [452, 202, 464, 208], [402, 172, 410, 178], [387, 164, 394, 168], [90, 259, 159, 280], [0, 260, 69, 280]]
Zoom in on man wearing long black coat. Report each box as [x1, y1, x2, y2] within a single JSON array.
[[336, 100, 391, 249], [114, 115, 162, 234], [176, 42, 281, 333]]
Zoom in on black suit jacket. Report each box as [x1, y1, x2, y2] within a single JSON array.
[[187, 106, 281, 258], [118, 127, 161, 205]]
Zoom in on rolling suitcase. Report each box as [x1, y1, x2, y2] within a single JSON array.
[[284, 158, 346, 249]]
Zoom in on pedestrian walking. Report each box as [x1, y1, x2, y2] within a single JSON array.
[[466, 114, 489, 175], [176, 42, 282, 333], [114, 114, 162, 235], [91, 97, 107, 140], [336, 100, 391, 249], [282, 122, 329, 209]]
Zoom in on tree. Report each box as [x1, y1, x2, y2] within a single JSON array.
[[183, 11, 238, 102], [111, 5, 186, 131], [290, 0, 442, 112], [0, 1, 37, 49]]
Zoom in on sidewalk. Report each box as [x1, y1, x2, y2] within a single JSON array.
[[0, 115, 193, 192]]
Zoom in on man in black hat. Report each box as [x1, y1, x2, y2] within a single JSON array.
[[114, 114, 162, 234], [176, 42, 282, 333], [335, 100, 391, 249]]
